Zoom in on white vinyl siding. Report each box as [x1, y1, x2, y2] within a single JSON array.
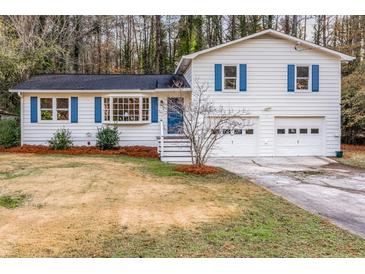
[[183, 64, 192, 86], [22, 92, 191, 147], [191, 34, 341, 156]]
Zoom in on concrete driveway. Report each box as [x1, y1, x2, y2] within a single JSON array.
[[209, 157, 365, 238]]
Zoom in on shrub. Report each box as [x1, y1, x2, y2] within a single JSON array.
[[96, 126, 120, 150], [49, 128, 73, 150], [0, 119, 20, 148]]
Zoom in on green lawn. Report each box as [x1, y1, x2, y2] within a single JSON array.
[[0, 153, 364, 257]]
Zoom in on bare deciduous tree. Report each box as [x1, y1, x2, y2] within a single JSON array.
[[167, 80, 251, 165]]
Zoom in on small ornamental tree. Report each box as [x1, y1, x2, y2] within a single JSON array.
[[49, 127, 73, 150], [96, 126, 120, 150], [167, 80, 251, 165]]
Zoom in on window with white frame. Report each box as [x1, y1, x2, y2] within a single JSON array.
[[103, 96, 150, 123], [296, 66, 310, 90], [142, 98, 149, 121], [223, 65, 237, 90], [104, 98, 110, 121], [40, 97, 69, 121], [56, 98, 69, 120], [40, 98, 53, 120]]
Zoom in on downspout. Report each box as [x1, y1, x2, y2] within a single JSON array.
[[17, 91, 23, 146]]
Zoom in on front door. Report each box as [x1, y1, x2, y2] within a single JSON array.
[[167, 97, 184, 134]]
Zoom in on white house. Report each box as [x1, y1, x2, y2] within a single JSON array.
[[10, 29, 354, 162]]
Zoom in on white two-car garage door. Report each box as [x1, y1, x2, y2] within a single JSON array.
[[275, 117, 324, 156], [212, 118, 259, 157]]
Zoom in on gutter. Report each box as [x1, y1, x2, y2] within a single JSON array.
[[17, 92, 23, 146]]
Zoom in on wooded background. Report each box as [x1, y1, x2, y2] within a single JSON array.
[[0, 15, 364, 143]]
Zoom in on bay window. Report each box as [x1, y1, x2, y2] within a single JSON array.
[[103, 96, 150, 123]]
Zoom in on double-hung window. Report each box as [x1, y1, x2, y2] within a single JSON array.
[[40, 98, 53, 121], [40, 97, 69, 121], [103, 96, 150, 123], [223, 65, 237, 91], [296, 65, 310, 91], [56, 98, 69, 120]]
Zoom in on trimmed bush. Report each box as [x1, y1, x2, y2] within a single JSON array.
[[49, 128, 73, 150], [0, 119, 20, 148], [96, 126, 120, 150]]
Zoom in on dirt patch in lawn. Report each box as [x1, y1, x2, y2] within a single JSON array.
[[0, 153, 247, 257]]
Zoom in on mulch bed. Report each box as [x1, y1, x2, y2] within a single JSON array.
[[341, 144, 365, 152], [175, 164, 221, 175], [0, 145, 159, 159]]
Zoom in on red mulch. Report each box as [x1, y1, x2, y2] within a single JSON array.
[[0, 145, 159, 159], [341, 144, 365, 152], [175, 164, 221, 175]]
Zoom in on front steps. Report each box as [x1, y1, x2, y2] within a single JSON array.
[[158, 136, 193, 163]]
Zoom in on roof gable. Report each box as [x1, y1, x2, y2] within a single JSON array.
[[175, 29, 355, 74]]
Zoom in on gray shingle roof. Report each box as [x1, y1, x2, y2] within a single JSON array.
[[13, 74, 190, 90]]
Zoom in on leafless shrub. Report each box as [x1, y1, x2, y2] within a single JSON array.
[[166, 80, 251, 165]]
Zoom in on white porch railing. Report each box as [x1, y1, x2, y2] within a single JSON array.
[[158, 119, 192, 163], [159, 119, 164, 157]]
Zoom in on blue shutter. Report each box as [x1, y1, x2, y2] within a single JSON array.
[[312, 65, 319, 92], [151, 97, 158, 123], [287, 64, 295, 92], [214, 64, 222, 91], [94, 97, 102, 123], [239, 64, 247, 92], [30, 96, 38, 123], [71, 97, 78, 123]]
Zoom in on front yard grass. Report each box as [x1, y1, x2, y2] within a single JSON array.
[[338, 144, 365, 169], [0, 193, 28, 209], [0, 152, 364, 257]]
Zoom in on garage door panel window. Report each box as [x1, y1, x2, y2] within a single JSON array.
[[234, 129, 243, 135], [288, 128, 297, 134], [311, 128, 319, 134], [300, 128, 308, 134], [223, 129, 231, 134], [277, 128, 285, 134], [245, 129, 254, 134]]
